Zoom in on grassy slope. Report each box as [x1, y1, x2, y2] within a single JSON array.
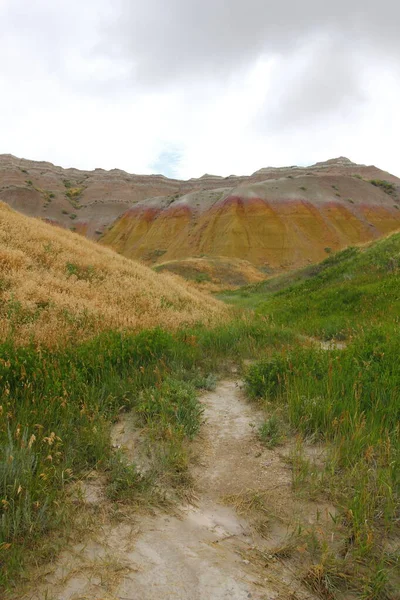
[[0, 204, 296, 590], [0, 202, 226, 346], [221, 231, 400, 339], [154, 256, 266, 292], [222, 233, 400, 598]]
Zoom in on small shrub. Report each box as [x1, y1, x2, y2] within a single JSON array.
[[369, 179, 396, 195], [66, 262, 98, 281], [69, 213, 77, 220], [300, 186, 307, 191], [258, 415, 281, 448], [105, 453, 150, 502], [245, 355, 290, 400], [66, 187, 83, 199]]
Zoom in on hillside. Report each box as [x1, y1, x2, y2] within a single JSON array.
[[102, 161, 400, 273], [154, 256, 266, 291], [221, 228, 400, 338], [0, 202, 226, 346], [2, 154, 400, 281]]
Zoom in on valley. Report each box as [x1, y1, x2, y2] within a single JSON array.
[[0, 159, 399, 599]]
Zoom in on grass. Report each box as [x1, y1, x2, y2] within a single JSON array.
[[369, 179, 397, 196], [224, 232, 400, 597], [0, 318, 294, 591], [221, 232, 400, 339], [244, 337, 399, 596], [2, 200, 400, 597], [0, 202, 226, 345]]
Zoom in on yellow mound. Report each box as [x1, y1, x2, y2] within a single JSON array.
[[0, 203, 227, 346], [154, 256, 266, 292]]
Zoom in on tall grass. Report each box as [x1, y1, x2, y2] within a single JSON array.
[[222, 233, 400, 340], [0, 318, 293, 590], [231, 234, 400, 596], [245, 327, 400, 596], [0, 202, 226, 346]]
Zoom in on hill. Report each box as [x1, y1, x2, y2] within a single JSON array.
[[101, 158, 400, 273], [2, 154, 400, 281], [221, 228, 400, 338], [0, 202, 226, 346], [153, 256, 266, 291]]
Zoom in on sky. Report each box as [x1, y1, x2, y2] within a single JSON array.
[[0, 0, 399, 179]]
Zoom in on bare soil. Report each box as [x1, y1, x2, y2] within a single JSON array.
[[16, 380, 335, 600]]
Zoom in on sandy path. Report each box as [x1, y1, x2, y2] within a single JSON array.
[[18, 381, 320, 600]]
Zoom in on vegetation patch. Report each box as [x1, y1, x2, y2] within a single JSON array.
[[223, 231, 400, 597], [0, 316, 294, 590], [369, 179, 396, 195]]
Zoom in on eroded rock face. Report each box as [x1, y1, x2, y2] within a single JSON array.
[[1, 154, 400, 273], [101, 160, 400, 272]]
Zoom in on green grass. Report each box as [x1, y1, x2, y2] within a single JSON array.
[[221, 232, 400, 597], [221, 233, 400, 339], [0, 319, 293, 590], [244, 333, 400, 596], [369, 179, 397, 196]]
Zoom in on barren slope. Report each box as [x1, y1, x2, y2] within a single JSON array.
[[2, 154, 400, 277], [0, 203, 226, 345], [102, 164, 400, 273]]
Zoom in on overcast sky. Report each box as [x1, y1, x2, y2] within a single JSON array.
[[1, 0, 399, 179]]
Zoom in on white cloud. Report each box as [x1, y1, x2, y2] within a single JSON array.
[[0, 0, 399, 179]]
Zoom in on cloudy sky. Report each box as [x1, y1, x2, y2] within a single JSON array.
[[0, 0, 399, 179]]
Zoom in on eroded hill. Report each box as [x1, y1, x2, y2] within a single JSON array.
[[2, 154, 400, 279]]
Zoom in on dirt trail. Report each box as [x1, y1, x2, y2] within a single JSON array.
[[18, 381, 324, 600]]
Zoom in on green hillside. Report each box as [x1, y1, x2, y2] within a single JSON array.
[[221, 230, 400, 339], [220, 232, 400, 597]]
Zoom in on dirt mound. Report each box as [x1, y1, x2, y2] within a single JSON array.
[[0, 202, 226, 345]]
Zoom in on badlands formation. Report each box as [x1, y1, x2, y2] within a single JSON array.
[[1, 154, 400, 278]]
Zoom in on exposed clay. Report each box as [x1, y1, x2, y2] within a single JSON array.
[[15, 381, 334, 600]]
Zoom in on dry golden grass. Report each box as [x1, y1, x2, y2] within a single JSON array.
[[0, 203, 228, 345], [155, 256, 266, 292]]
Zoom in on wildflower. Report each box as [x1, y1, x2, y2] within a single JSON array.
[[17, 485, 22, 495], [28, 433, 36, 448]]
